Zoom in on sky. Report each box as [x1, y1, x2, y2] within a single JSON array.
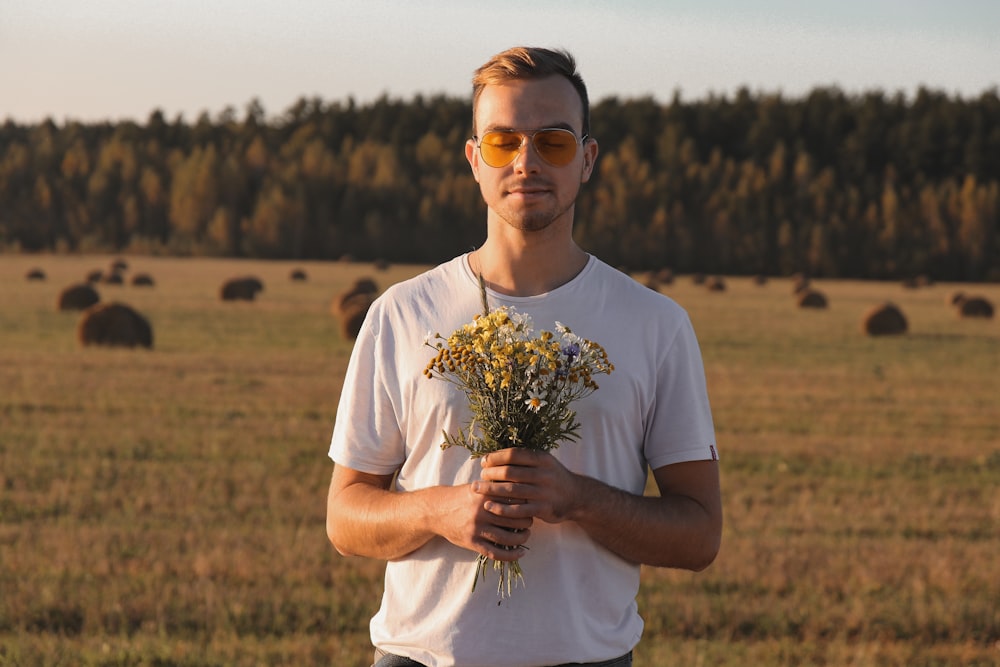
[[2, 0, 999, 124]]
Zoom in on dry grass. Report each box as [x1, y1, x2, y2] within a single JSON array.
[[2, 258, 999, 666]]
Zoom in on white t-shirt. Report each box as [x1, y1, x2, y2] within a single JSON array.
[[329, 253, 717, 667]]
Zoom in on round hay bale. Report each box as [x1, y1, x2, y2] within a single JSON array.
[[862, 302, 908, 336], [77, 302, 153, 349], [102, 271, 124, 285], [797, 289, 828, 309], [220, 276, 264, 301], [332, 277, 379, 317], [653, 267, 674, 285], [792, 273, 810, 294], [901, 274, 934, 289], [131, 273, 155, 287], [338, 296, 375, 341], [25, 267, 47, 281], [290, 268, 308, 282], [58, 283, 100, 311], [706, 276, 726, 292], [956, 296, 994, 319]]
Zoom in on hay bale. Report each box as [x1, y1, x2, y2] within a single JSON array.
[[653, 267, 674, 285], [902, 275, 933, 289], [956, 296, 994, 319], [332, 277, 380, 339], [25, 267, 46, 281], [290, 268, 308, 282], [58, 283, 100, 311], [102, 271, 124, 285], [131, 273, 155, 287], [220, 276, 264, 301], [862, 302, 908, 336], [706, 276, 726, 292], [338, 295, 376, 340], [332, 277, 379, 317], [77, 302, 153, 349], [797, 289, 828, 309]]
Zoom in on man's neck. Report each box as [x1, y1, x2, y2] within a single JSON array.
[[470, 233, 588, 297]]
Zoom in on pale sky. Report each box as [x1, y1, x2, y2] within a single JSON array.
[[2, 0, 998, 124]]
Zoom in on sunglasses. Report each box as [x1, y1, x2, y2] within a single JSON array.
[[474, 128, 587, 168]]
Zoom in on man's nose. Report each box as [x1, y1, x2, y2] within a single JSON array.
[[512, 136, 542, 171]]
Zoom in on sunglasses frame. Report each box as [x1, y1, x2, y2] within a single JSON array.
[[474, 127, 589, 168]]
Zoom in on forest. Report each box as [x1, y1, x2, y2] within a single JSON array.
[[2, 86, 998, 281]]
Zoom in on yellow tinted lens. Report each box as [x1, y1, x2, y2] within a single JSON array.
[[480, 131, 522, 167], [533, 129, 578, 165]]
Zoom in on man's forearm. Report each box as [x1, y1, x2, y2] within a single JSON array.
[[568, 473, 721, 570], [327, 481, 440, 559]]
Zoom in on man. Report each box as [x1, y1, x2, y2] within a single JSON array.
[[327, 46, 721, 667]]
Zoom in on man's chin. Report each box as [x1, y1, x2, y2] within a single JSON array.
[[504, 216, 555, 233]]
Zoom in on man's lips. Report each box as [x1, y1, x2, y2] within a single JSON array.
[[506, 183, 551, 196]]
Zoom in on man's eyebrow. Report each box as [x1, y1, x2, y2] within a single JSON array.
[[480, 122, 577, 134]]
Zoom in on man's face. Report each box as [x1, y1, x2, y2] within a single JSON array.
[[466, 76, 598, 234]]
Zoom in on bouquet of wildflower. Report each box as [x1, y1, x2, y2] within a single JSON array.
[[423, 279, 614, 596]]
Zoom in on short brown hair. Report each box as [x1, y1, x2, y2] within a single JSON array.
[[471, 46, 590, 136]]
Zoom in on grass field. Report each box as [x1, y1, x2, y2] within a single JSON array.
[[1, 255, 998, 667]]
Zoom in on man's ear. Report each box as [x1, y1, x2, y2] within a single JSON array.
[[465, 139, 481, 183], [580, 137, 599, 183]]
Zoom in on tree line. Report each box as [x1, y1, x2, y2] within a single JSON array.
[[2, 86, 998, 281]]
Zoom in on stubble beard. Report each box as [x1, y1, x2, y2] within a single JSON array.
[[494, 189, 579, 233], [497, 207, 566, 233]]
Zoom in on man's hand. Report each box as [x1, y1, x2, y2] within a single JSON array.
[[474, 447, 722, 571], [473, 448, 581, 524], [326, 465, 532, 561], [439, 482, 533, 562]]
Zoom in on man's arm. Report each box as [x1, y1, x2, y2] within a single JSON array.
[[326, 464, 534, 561], [475, 449, 722, 570]]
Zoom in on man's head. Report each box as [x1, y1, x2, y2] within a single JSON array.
[[466, 47, 598, 235], [471, 47, 590, 138]]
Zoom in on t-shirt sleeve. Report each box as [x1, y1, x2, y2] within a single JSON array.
[[328, 303, 406, 475], [643, 311, 718, 469]]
